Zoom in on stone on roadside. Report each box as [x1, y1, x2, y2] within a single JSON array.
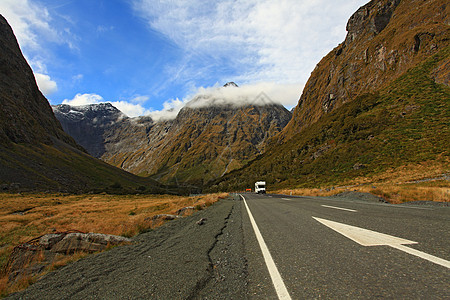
[[175, 206, 195, 216]]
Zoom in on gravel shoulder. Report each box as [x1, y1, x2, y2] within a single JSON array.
[[7, 195, 247, 299]]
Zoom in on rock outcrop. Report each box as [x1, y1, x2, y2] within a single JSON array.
[[5, 231, 132, 282], [280, 0, 450, 140], [53, 103, 126, 157]]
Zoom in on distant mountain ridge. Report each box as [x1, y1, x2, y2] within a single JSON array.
[[53, 88, 292, 185], [53, 103, 126, 158]]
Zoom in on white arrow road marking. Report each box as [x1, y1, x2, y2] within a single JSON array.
[[241, 194, 292, 300], [321, 205, 357, 212], [313, 217, 450, 269]]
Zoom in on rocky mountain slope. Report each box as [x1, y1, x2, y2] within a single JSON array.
[[0, 15, 174, 194], [53, 103, 126, 158], [208, 0, 450, 192], [54, 88, 291, 186], [279, 0, 449, 141]]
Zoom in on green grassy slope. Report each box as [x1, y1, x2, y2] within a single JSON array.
[[207, 47, 450, 192]]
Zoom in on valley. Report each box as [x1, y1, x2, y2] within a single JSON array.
[[0, 0, 448, 297]]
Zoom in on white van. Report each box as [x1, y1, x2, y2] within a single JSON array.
[[255, 181, 266, 194]]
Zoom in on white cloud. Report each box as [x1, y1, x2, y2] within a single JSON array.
[[146, 81, 302, 121], [0, 0, 55, 50], [188, 82, 302, 108], [62, 93, 151, 118], [62, 93, 104, 106], [112, 101, 150, 118], [132, 0, 368, 88], [130, 95, 150, 104], [0, 0, 78, 94], [34, 73, 58, 95], [148, 98, 186, 121]]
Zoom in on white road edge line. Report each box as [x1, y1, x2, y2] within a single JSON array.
[[389, 244, 450, 269], [321, 204, 357, 212], [281, 198, 292, 201], [240, 194, 292, 300]]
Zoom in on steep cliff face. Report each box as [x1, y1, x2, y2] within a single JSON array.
[[281, 0, 450, 140], [0, 15, 78, 147], [53, 103, 126, 157]]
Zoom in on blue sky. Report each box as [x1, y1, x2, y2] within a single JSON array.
[[1, 0, 368, 118]]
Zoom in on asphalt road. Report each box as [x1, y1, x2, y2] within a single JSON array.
[[7, 196, 248, 300], [241, 193, 450, 299], [7, 193, 449, 299]]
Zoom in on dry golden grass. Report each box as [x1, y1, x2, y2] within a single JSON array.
[[348, 160, 449, 185], [273, 162, 449, 204], [274, 180, 449, 204], [0, 192, 227, 297]]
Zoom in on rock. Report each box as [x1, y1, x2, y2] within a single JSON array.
[[196, 218, 207, 225], [50, 233, 132, 254], [4, 232, 132, 282], [147, 214, 180, 221], [223, 82, 239, 87], [175, 206, 195, 216], [311, 144, 332, 160], [353, 163, 366, 170], [39, 233, 65, 249]]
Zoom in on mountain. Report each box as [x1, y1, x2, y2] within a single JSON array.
[[207, 0, 450, 192], [279, 0, 449, 141], [53, 103, 126, 158], [140, 100, 292, 186], [0, 15, 175, 194], [54, 88, 292, 186], [0, 17, 78, 148]]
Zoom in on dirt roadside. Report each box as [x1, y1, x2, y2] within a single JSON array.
[[6, 195, 247, 299]]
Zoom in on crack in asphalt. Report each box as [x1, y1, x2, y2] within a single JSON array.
[[186, 202, 235, 299]]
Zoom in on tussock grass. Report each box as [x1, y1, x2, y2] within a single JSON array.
[[274, 167, 449, 204], [274, 183, 449, 204], [0, 192, 227, 296]]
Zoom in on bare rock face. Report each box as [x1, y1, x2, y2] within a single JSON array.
[[223, 81, 239, 87], [5, 232, 132, 282], [49, 233, 132, 254], [53, 103, 127, 157], [280, 0, 450, 141], [346, 0, 400, 42]]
